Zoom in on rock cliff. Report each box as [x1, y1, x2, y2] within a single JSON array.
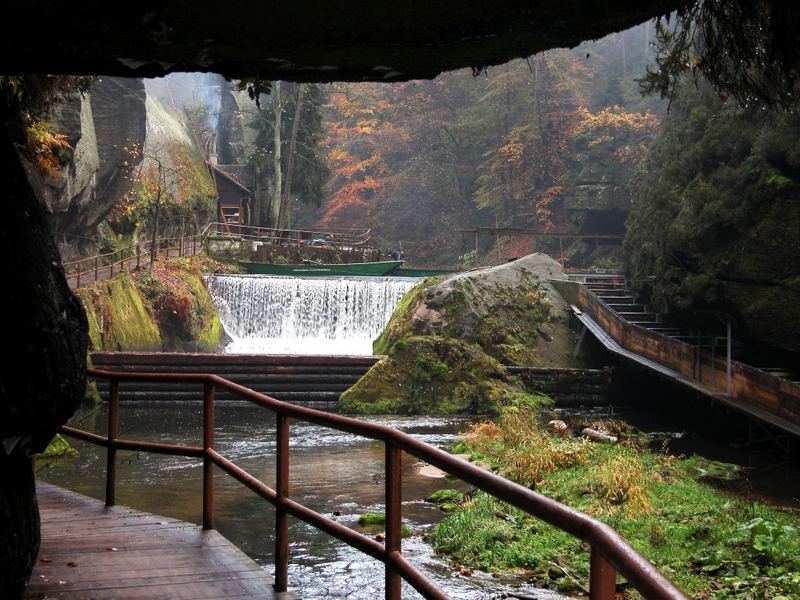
[[30, 78, 147, 255]]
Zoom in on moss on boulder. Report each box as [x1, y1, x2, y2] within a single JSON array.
[[341, 336, 551, 415], [78, 273, 162, 351], [346, 254, 577, 415], [376, 254, 575, 367]]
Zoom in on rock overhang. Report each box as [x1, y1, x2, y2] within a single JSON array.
[[3, 0, 685, 81]]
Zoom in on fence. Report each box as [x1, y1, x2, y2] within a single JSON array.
[[60, 367, 688, 600]]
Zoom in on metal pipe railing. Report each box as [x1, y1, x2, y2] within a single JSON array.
[[60, 367, 688, 600]]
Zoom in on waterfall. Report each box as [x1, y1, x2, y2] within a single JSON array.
[[206, 275, 419, 355]]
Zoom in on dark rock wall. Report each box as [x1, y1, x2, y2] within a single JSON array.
[[624, 82, 800, 353], [0, 120, 89, 598], [42, 77, 147, 252]]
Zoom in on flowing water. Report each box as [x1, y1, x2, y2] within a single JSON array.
[[206, 275, 419, 355], [40, 402, 567, 599]]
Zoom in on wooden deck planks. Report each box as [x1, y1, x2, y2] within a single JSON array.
[[26, 482, 277, 599]]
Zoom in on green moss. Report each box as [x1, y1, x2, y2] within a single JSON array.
[[341, 336, 544, 415], [77, 290, 103, 350], [81, 273, 161, 351], [40, 434, 79, 459], [427, 488, 464, 504], [358, 513, 387, 526], [197, 314, 223, 350], [373, 277, 440, 354], [357, 513, 412, 537]]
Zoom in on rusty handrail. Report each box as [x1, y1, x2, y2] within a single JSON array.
[[60, 367, 688, 600]]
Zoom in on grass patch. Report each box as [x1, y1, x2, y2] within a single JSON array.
[[432, 412, 800, 598]]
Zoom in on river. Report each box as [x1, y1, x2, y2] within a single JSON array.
[[39, 401, 567, 599]]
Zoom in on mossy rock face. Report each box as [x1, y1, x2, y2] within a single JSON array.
[[76, 255, 228, 351], [374, 254, 574, 368], [78, 273, 162, 351], [341, 336, 550, 415], [624, 83, 800, 352]]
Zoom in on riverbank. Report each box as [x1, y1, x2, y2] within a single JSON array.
[[429, 411, 800, 598]]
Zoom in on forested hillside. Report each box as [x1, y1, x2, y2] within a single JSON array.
[[309, 24, 664, 266]]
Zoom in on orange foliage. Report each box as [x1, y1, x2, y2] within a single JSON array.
[[25, 121, 72, 180]]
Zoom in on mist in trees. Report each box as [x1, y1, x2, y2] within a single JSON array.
[[309, 23, 664, 264], [247, 82, 329, 229]]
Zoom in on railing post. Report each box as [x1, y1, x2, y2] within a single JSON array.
[[105, 380, 120, 506], [136, 243, 141, 269], [94, 256, 99, 283], [275, 414, 290, 593], [76, 271, 81, 289], [589, 547, 616, 600], [203, 381, 215, 530], [385, 445, 402, 600]]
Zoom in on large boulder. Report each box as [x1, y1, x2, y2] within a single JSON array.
[[342, 254, 577, 415], [375, 253, 575, 366]]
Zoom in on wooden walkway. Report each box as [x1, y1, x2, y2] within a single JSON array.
[[557, 276, 800, 437], [27, 482, 277, 599]]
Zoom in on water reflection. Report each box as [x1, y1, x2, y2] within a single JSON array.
[[40, 401, 567, 599]]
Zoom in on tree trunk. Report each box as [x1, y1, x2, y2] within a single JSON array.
[[0, 116, 88, 599], [149, 163, 163, 271], [278, 83, 306, 229], [270, 81, 283, 229]]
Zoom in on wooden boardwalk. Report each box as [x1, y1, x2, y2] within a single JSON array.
[[27, 482, 277, 599]]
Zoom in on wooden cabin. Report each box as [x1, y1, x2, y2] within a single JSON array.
[[208, 163, 254, 233]]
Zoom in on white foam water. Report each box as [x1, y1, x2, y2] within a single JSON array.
[[205, 275, 418, 355]]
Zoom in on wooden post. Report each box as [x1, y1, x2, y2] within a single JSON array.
[[589, 547, 616, 600], [385, 445, 402, 600], [726, 319, 732, 395], [203, 381, 215, 530], [105, 380, 120, 506], [711, 337, 716, 390], [94, 256, 99, 283], [275, 414, 290, 593], [696, 331, 702, 381]]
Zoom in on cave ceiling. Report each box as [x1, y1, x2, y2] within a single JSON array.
[[4, 0, 685, 81]]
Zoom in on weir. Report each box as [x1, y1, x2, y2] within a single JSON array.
[[207, 275, 418, 355]]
